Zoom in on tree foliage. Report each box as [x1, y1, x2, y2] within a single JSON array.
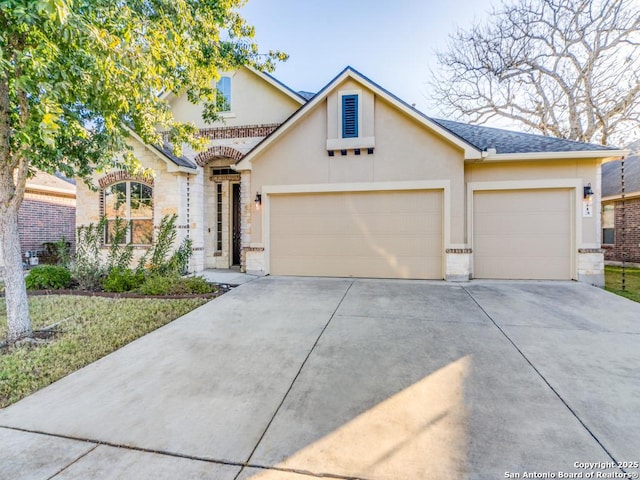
[[0, 0, 285, 341], [430, 0, 640, 145]]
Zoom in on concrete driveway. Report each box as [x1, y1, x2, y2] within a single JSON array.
[[1, 277, 639, 480]]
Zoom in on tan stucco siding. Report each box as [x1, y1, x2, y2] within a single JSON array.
[[249, 86, 466, 245], [169, 68, 301, 129], [466, 159, 601, 246]]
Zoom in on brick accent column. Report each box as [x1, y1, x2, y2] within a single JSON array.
[[239, 171, 252, 272]]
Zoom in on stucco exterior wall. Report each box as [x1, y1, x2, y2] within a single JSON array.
[[248, 80, 466, 246], [169, 67, 302, 129], [466, 158, 602, 246]]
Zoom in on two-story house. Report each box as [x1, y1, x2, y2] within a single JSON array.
[[76, 66, 626, 285]]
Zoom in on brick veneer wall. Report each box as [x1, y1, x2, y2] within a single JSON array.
[[18, 194, 76, 257], [603, 197, 640, 263]]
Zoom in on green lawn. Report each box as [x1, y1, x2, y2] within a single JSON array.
[[604, 266, 640, 303], [0, 295, 209, 408]]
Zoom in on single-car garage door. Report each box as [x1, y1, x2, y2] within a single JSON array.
[[473, 189, 572, 280], [269, 190, 443, 279]]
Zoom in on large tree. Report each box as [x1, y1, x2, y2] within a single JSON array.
[[430, 0, 640, 145], [0, 0, 285, 342]]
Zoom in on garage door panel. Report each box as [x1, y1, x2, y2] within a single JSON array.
[[474, 190, 569, 213], [270, 190, 443, 279], [272, 256, 442, 279], [473, 189, 572, 280], [474, 235, 570, 256], [474, 257, 569, 280], [474, 212, 568, 236]]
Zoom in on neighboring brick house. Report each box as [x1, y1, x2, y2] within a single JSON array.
[[17, 171, 76, 265], [601, 141, 640, 264]]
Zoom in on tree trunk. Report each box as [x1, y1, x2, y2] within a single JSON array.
[[0, 201, 31, 341]]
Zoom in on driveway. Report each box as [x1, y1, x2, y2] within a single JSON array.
[[1, 277, 639, 480]]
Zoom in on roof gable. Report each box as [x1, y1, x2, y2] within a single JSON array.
[[160, 66, 306, 105], [235, 67, 483, 170]]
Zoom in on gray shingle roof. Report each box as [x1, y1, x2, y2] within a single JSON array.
[[430, 118, 615, 154], [152, 145, 197, 169], [602, 140, 640, 196], [297, 91, 315, 101]]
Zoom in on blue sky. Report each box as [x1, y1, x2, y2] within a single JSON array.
[[240, 0, 496, 116]]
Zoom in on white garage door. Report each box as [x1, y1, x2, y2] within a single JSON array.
[[269, 190, 443, 279], [473, 189, 572, 280]]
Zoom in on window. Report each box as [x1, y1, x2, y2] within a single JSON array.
[[216, 183, 223, 251], [104, 181, 153, 244], [341, 94, 358, 138], [216, 76, 231, 112], [211, 167, 236, 176], [602, 204, 615, 244]]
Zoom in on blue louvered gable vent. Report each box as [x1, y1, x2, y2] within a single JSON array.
[[342, 94, 358, 138]]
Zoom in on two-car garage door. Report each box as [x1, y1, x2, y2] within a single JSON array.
[[269, 190, 443, 279], [267, 187, 573, 281]]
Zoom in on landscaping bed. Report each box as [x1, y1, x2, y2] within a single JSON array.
[[0, 214, 232, 408], [0, 295, 212, 408], [604, 265, 640, 303]]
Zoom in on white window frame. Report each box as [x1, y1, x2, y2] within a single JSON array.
[[104, 181, 154, 245]]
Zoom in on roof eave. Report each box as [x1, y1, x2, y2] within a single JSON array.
[[602, 190, 640, 202], [124, 127, 198, 173], [246, 66, 307, 105], [476, 149, 629, 163], [25, 183, 76, 197]]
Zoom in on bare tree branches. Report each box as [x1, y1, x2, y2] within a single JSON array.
[[430, 0, 640, 145]]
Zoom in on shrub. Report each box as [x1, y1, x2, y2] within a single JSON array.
[[174, 276, 215, 294], [105, 217, 134, 272], [137, 275, 215, 296], [138, 214, 193, 277], [40, 238, 71, 267], [25, 266, 72, 290], [72, 218, 107, 290], [102, 268, 145, 293], [137, 275, 177, 296]]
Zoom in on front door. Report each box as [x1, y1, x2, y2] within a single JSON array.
[[232, 183, 241, 266]]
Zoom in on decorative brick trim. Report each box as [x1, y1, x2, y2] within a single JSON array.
[[242, 247, 264, 252], [195, 146, 245, 166], [98, 171, 154, 189], [161, 124, 280, 145], [446, 248, 472, 254], [578, 248, 603, 254]]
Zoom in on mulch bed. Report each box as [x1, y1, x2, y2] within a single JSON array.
[[1, 284, 235, 300]]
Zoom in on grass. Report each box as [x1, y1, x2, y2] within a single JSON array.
[[604, 266, 640, 303], [0, 295, 209, 408]]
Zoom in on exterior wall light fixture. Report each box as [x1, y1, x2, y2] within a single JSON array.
[[583, 183, 594, 199], [255, 192, 262, 209]]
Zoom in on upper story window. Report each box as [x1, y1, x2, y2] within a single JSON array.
[[103, 181, 153, 245], [602, 203, 615, 245], [342, 94, 359, 138], [216, 76, 231, 112]]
